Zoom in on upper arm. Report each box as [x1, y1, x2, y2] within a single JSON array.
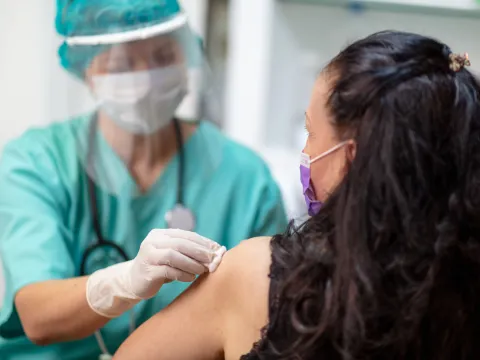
[[0, 140, 73, 337], [114, 237, 272, 360]]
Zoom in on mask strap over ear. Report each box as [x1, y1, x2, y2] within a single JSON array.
[[310, 140, 350, 164]]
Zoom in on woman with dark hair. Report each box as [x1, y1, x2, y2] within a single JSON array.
[[113, 30, 480, 360]]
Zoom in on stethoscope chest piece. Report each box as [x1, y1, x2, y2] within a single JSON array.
[[165, 204, 196, 231]]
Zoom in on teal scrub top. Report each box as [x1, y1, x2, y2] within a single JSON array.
[[0, 117, 288, 360]]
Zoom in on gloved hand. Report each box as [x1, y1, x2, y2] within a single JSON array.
[[86, 229, 226, 318]]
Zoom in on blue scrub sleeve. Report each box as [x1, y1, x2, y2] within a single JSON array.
[[0, 140, 74, 338], [251, 175, 289, 238]]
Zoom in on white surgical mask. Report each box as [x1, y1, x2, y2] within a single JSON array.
[[92, 66, 188, 134]]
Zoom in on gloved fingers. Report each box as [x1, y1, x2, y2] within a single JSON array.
[[149, 248, 207, 275], [150, 229, 221, 251], [150, 237, 215, 264], [150, 266, 196, 283]]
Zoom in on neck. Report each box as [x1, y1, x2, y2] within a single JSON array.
[[98, 111, 198, 191], [98, 112, 176, 166]]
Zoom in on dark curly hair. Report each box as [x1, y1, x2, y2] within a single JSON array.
[[249, 31, 480, 360]]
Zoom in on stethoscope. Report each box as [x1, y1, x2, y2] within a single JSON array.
[[80, 115, 196, 359]]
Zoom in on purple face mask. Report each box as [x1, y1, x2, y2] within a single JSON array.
[[300, 153, 323, 216], [300, 141, 349, 216]]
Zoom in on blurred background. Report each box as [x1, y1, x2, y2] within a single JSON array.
[[1, 0, 480, 303]]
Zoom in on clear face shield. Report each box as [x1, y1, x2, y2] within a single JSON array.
[[57, 5, 218, 196], [86, 34, 190, 134]]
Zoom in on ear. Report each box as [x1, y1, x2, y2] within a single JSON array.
[[340, 140, 356, 176], [345, 139, 357, 163]]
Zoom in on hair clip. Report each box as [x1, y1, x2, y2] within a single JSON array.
[[449, 52, 471, 72]]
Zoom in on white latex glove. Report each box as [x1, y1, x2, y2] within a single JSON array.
[[86, 229, 226, 318]]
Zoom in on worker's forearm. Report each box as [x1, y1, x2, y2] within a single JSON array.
[[15, 277, 110, 345]]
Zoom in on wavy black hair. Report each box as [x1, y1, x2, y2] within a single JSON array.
[[247, 31, 480, 360]]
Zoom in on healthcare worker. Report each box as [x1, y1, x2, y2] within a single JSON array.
[[0, 1, 288, 358]]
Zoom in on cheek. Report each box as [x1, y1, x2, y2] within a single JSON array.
[[310, 155, 346, 201], [309, 161, 330, 202]]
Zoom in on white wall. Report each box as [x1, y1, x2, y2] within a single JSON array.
[[0, 1, 55, 150]]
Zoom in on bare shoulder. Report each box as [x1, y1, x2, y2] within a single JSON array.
[[213, 237, 273, 358], [192, 236, 272, 311], [217, 236, 272, 280]]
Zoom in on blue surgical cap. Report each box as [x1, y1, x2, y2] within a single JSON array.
[[56, 0, 188, 78]]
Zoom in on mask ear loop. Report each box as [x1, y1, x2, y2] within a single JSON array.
[[309, 140, 350, 164]]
